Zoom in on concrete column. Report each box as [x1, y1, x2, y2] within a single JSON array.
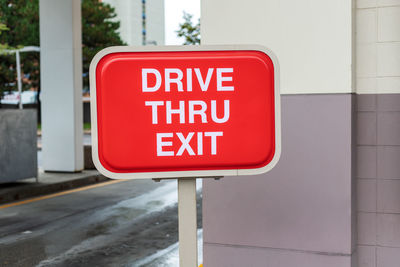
[[39, 0, 83, 172]]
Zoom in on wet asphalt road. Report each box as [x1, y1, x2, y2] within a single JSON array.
[[0, 179, 202, 267]]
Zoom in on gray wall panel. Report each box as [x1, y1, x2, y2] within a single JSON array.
[[203, 94, 356, 266]]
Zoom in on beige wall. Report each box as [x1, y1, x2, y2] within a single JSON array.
[[356, 0, 400, 94], [201, 0, 400, 266], [201, 1, 357, 266], [201, 0, 354, 95], [356, 3, 400, 267]]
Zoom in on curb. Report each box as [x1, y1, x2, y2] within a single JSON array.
[[37, 130, 92, 136], [0, 173, 109, 205]]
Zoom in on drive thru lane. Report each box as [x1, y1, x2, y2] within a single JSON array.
[[0, 178, 202, 267]]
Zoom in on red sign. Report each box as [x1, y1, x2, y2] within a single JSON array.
[[90, 46, 280, 179]]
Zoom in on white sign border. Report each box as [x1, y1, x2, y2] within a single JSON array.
[[89, 45, 281, 179]]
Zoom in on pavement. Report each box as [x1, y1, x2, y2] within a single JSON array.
[[0, 177, 203, 266], [0, 132, 205, 265], [0, 170, 108, 205]]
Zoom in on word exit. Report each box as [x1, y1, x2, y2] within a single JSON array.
[[157, 132, 223, 156]]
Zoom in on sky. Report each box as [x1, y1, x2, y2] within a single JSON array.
[[164, 0, 200, 45]]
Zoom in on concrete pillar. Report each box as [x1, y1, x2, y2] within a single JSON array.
[[39, 0, 83, 172]]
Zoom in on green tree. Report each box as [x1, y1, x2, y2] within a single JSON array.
[[176, 12, 200, 45], [0, 22, 10, 100], [81, 0, 125, 91], [0, 0, 39, 98], [0, 22, 10, 51], [0, 0, 124, 99]]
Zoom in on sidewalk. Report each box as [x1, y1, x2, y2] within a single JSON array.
[[0, 170, 108, 205]]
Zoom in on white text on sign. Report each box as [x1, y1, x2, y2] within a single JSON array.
[[142, 68, 234, 92], [142, 68, 234, 157]]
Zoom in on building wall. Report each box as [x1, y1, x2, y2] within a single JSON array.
[[203, 94, 356, 266], [104, 0, 141, 46], [201, 0, 400, 266], [146, 0, 165, 46], [201, 0, 357, 266], [356, 0, 400, 94], [356, 1, 400, 266], [103, 0, 165, 46], [357, 94, 400, 266], [201, 0, 353, 95]]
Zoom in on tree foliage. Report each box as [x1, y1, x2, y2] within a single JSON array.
[[81, 0, 125, 91], [0, 22, 10, 99], [0, 0, 39, 97], [0, 0, 124, 98], [176, 12, 200, 45], [0, 22, 10, 51]]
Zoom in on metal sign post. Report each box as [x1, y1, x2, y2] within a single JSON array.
[[2, 46, 40, 110], [178, 178, 198, 267], [15, 50, 22, 109]]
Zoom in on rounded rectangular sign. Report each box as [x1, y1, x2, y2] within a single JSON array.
[[90, 45, 281, 179]]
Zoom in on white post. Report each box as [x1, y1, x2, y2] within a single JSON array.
[[39, 0, 83, 172], [178, 178, 198, 267], [15, 50, 22, 110]]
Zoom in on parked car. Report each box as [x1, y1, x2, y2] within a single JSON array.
[[0, 91, 38, 105]]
